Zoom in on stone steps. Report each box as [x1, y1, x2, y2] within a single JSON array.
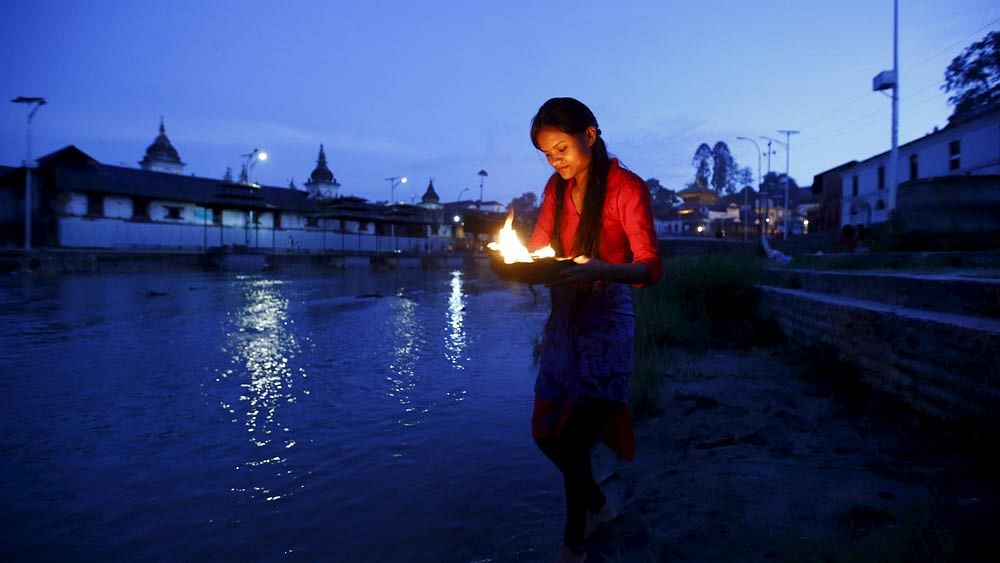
[[761, 268, 1000, 318], [757, 272, 1000, 422]]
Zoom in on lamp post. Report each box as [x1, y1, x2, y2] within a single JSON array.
[[477, 169, 488, 208], [736, 136, 762, 241], [457, 187, 469, 202], [385, 175, 408, 204], [777, 129, 800, 239], [239, 148, 268, 185], [11, 96, 47, 251], [385, 176, 408, 247], [761, 133, 798, 240]]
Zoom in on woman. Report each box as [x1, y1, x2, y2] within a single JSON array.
[[527, 97, 662, 562]]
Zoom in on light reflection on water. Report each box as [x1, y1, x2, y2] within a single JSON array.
[[445, 270, 468, 369], [0, 269, 560, 562], [220, 276, 302, 502]]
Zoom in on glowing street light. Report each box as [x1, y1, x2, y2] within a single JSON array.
[[385, 176, 408, 204], [240, 148, 268, 185]]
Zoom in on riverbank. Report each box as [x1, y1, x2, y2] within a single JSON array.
[[585, 346, 999, 562]]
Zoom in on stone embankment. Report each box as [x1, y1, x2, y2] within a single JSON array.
[[758, 263, 1000, 421]]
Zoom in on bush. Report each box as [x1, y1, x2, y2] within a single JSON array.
[[633, 255, 768, 352]]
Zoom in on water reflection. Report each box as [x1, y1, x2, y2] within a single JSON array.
[[218, 277, 302, 502], [444, 270, 467, 369], [386, 292, 420, 418]]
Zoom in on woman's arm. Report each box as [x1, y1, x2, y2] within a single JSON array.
[[528, 176, 558, 252]]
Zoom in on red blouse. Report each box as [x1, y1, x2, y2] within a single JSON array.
[[528, 158, 662, 287]]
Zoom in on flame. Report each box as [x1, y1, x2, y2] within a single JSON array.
[[486, 210, 555, 264]]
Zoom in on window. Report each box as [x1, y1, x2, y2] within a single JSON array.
[[132, 198, 150, 220], [164, 206, 183, 220], [212, 208, 222, 225], [305, 216, 319, 228], [851, 175, 858, 196], [251, 210, 261, 224], [877, 166, 885, 190], [909, 154, 919, 181], [273, 212, 282, 230], [949, 140, 960, 171], [876, 200, 886, 210], [86, 193, 104, 217]]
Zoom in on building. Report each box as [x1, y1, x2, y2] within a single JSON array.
[[0, 144, 449, 253], [837, 105, 1000, 227]]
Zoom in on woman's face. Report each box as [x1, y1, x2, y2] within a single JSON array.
[[535, 125, 596, 184]]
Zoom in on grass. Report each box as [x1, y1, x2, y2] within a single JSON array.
[[628, 255, 778, 416]]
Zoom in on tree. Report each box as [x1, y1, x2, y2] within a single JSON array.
[[943, 30, 1000, 119], [760, 172, 799, 199], [507, 191, 538, 216], [647, 178, 680, 208], [710, 142, 753, 195], [691, 143, 712, 189]]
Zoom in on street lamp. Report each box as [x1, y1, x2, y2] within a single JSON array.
[[761, 132, 799, 240], [240, 148, 268, 185], [477, 169, 488, 208], [457, 187, 470, 202], [385, 175, 408, 204], [735, 136, 763, 241], [11, 96, 47, 251]]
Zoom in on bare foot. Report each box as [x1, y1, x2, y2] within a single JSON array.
[[584, 501, 618, 539], [554, 545, 587, 563]]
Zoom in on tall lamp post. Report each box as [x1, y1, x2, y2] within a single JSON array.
[[11, 96, 47, 251], [477, 169, 488, 208], [385, 175, 408, 247], [385, 175, 408, 204], [872, 0, 899, 212], [761, 132, 798, 240], [776, 129, 800, 239], [239, 148, 268, 185], [736, 136, 762, 241]]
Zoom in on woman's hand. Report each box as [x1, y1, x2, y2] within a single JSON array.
[[549, 256, 609, 286], [548, 256, 650, 286]]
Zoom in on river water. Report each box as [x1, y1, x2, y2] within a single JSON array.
[[0, 267, 569, 562]]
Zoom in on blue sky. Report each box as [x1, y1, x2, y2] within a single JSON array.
[[2, 1, 997, 204]]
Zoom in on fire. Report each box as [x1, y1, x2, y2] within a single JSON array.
[[486, 210, 555, 264]]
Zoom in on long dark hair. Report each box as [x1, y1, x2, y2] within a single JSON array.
[[530, 97, 611, 258]]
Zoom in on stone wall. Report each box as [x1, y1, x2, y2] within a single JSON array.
[[759, 286, 1000, 422]]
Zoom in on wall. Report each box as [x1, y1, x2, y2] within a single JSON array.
[[759, 286, 1000, 421]]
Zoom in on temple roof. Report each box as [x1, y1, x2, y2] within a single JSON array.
[[307, 144, 338, 185], [421, 179, 440, 204], [139, 118, 183, 167]]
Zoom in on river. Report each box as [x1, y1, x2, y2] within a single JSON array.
[[0, 267, 567, 562]]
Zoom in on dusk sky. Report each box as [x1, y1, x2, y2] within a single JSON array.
[[2, 1, 997, 205]]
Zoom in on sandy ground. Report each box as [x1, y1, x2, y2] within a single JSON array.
[[583, 347, 999, 563]]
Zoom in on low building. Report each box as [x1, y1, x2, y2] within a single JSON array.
[[837, 105, 1000, 227], [0, 144, 447, 253]]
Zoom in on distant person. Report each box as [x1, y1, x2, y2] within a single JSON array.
[[526, 97, 662, 562]]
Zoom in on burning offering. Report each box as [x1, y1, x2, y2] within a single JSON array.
[[486, 211, 574, 284]]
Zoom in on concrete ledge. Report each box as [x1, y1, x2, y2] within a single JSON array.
[[759, 285, 1000, 421], [762, 268, 1000, 318]]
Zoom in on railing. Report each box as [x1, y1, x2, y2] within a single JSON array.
[[58, 217, 454, 254]]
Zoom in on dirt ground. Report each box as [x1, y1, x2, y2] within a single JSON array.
[[585, 347, 999, 563]]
